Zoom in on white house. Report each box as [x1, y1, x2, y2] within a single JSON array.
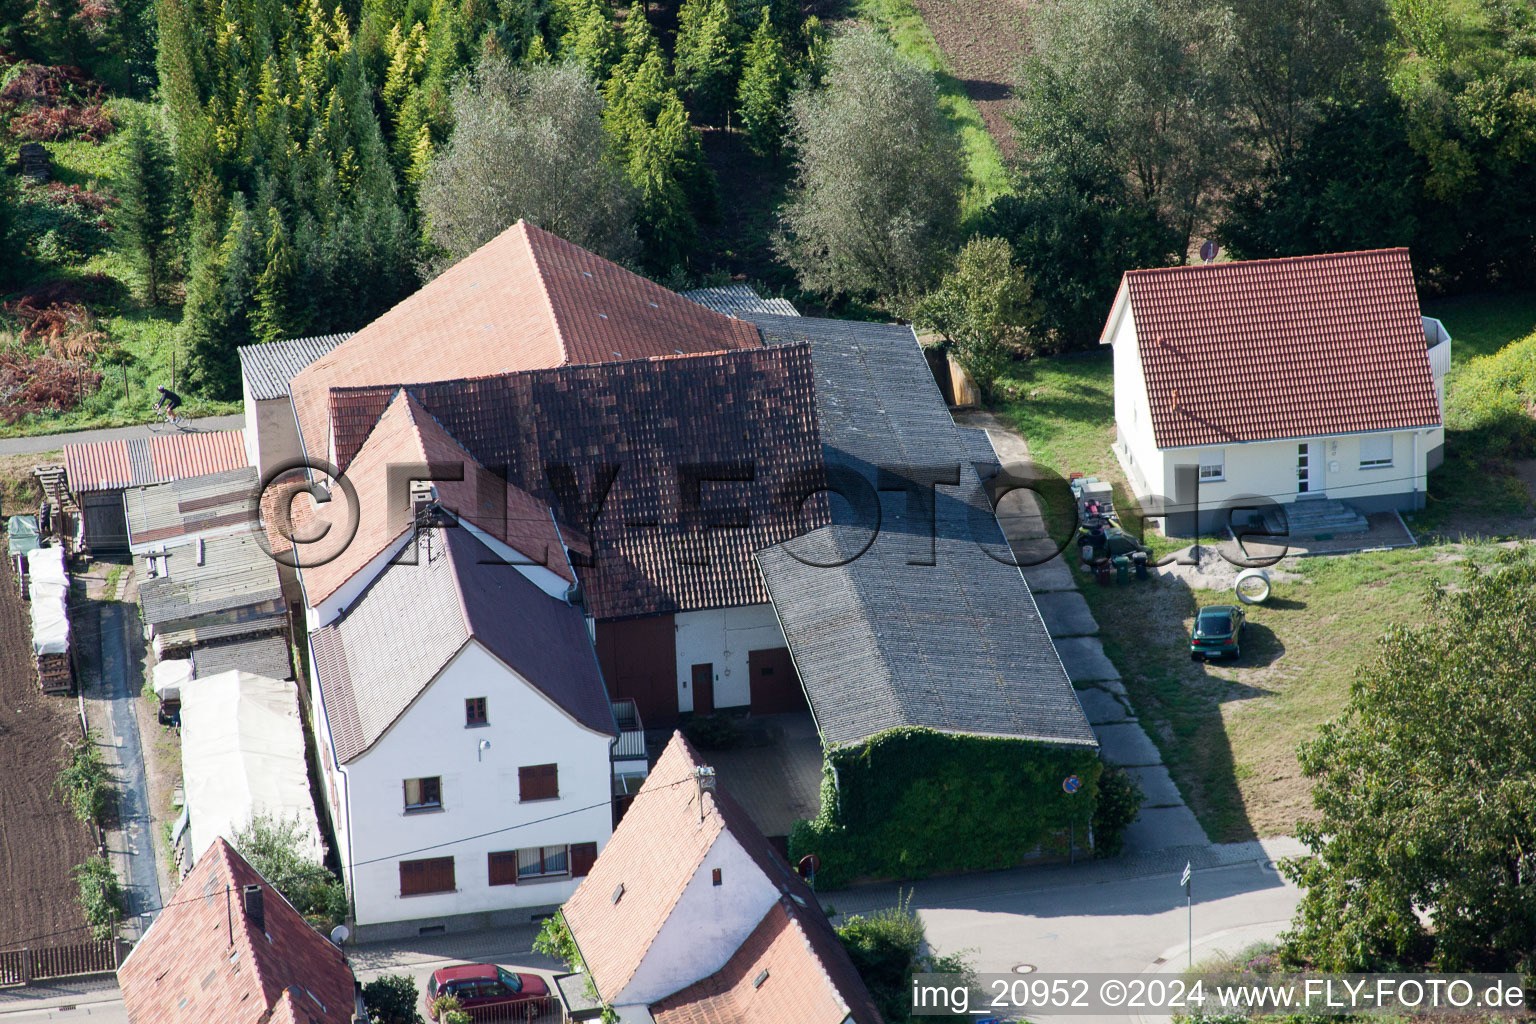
[[1102, 248, 1448, 536], [308, 523, 618, 940], [556, 733, 881, 1024]]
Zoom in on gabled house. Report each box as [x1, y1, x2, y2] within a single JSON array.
[[117, 837, 364, 1024], [1101, 248, 1449, 536], [556, 733, 883, 1024]]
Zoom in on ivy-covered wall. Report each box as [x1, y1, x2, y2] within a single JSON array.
[[789, 727, 1105, 889]]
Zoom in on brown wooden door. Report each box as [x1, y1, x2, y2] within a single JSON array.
[[691, 663, 715, 714], [749, 647, 808, 714]]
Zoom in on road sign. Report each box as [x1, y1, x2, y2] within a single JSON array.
[[1062, 775, 1081, 795], [1181, 862, 1191, 888]]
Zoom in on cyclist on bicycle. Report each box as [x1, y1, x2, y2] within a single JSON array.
[[154, 385, 183, 422]]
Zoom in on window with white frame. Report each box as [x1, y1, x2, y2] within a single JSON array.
[[514, 845, 569, 882], [1198, 450, 1225, 481], [1359, 435, 1393, 469]]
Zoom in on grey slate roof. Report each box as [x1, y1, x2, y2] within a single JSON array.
[[745, 313, 1096, 749], [238, 334, 353, 401], [682, 283, 799, 318], [310, 526, 615, 764], [136, 532, 285, 628], [192, 632, 294, 681]]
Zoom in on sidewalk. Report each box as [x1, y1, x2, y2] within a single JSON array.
[[0, 415, 244, 457]]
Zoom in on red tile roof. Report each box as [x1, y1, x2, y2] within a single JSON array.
[[400, 346, 828, 620], [562, 734, 879, 1024], [287, 390, 573, 608], [1120, 248, 1443, 449], [288, 219, 762, 467], [117, 838, 356, 1024], [651, 902, 877, 1024], [66, 431, 250, 493]]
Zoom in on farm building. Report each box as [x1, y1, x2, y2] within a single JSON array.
[[191, 632, 293, 682], [1102, 248, 1449, 536], [61, 431, 249, 554], [135, 532, 284, 658], [174, 671, 321, 870], [237, 333, 351, 477]]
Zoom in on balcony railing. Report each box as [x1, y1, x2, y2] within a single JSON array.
[[1423, 316, 1451, 350], [611, 699, 645, 762]]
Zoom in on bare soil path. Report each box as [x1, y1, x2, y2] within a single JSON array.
[[908, 0, 1030, 156]]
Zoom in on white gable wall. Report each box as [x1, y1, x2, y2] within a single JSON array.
[[612, 829, 782, 1009], [1103, 289, 1165, 504], [674, 604, 788, 712], [340, 639, 613, 927]]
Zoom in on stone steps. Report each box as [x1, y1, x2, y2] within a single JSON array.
[[1262, 499, 1369, 537]]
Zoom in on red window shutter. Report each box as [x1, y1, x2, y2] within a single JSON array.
[[401, 857, 455, 895], [519, 764, 559, 801], [571, 842, 598, 877], [488, 851, 518, 886]]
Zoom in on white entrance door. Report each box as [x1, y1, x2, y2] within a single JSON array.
[[1296, 442, 1325, 495]]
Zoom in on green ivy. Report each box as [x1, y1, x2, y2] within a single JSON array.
[[73, 857, 125, 941], [789, 727, 1106, 888]]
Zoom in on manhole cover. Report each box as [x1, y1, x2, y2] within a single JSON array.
[[1012, 964, 1037, 974]]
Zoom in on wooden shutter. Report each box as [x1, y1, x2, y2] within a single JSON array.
[[488, 851, 518, 886], [400, 857, 455, 895], [570, 842, 598, 877], [518, 764, 559, 801]]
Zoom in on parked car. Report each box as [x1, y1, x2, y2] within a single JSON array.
[[425, 964, 550, 1021], [1190, 605, 1245, 661]]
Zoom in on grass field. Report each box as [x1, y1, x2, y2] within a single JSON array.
[[992, 293, 1536, 840]]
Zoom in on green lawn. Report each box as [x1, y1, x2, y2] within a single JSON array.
[[853, 0, 1011, 222], [992, 294, 1535, 840]]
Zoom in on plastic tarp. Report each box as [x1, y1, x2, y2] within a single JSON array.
[[7, 516, 40, 558], [151, 659, 193, 701], [28, 546, 69, 656], [179, 670, 324, 865]]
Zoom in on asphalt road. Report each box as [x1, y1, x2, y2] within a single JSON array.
[[0, 416, 245, 457]]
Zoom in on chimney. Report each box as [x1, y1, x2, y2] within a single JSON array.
[[243, 884, 265, 933]]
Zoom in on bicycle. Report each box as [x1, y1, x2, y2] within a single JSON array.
[[151, 408, 186, 430]]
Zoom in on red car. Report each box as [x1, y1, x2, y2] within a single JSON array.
[[425, 964, 550, 1020]]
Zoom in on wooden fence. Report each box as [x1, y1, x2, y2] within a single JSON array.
[[453, 996, 566, 1023], [0, 940, 125, 987]]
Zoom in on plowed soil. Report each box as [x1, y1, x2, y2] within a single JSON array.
[[909, 0, 1031, 156], [0, 556, 95, 950]]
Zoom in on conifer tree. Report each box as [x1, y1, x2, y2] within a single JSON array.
[[675, 0, 740, 125], [736, 6, 792, 155], [253, 208, 302, 344], [114, 112, 177, 303]]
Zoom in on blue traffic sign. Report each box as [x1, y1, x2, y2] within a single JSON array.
[[1062, 775, 1081, 794]]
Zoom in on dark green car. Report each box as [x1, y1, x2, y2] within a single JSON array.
[[1190, 605, 1246, 661]]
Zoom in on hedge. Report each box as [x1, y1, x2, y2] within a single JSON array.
[[788, 727, 1107, 889]]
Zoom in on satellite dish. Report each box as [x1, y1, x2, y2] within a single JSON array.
[[329, 924, 350, 947], [1199, 240, 1218, 264]]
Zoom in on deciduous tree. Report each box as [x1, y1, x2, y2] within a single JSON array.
[[775, 27, 963, 304], [914, 236, 1040, 399], [231, 813, 348, 928]]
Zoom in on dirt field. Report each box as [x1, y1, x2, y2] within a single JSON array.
[[908, 0, 1030, 155], [0, 556, 96, 950]]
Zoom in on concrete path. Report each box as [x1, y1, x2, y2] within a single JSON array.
[[86, 601, 162, 942], [958, 412, 1216, 856], [0, 415, 244, 456]]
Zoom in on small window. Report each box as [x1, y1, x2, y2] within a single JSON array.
[[498, 845, 568, 882], [1198, 450, 1224, 482], [465, 697, 488, 726], [404, 776, 441, 811], [399, 856, 455, 896], [1359, 435, 1393, 469], [518, 764, 559, 802]]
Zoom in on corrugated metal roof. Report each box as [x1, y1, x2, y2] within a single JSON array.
[[191, 633, 293, 681], [65, 431, 250, 493], [682, 283, 800, 317], [746, 313, 1097, 750], [154, 613, 287, 651], [125, 467, 260, 552], [237, 333, 352, 401], [135, 532, 283, 627]]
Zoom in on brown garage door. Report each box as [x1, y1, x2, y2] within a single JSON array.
[[748, 647, 808, 714]]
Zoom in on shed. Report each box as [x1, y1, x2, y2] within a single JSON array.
[[124, 467, 260, 555], [135, 532, 284, 656], [63, 431, 249, 553], [178, 670, 322, 865], [191, 632, 293, 682]]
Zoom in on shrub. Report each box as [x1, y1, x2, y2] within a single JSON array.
[[533, 912, 581, 970], [836, 891, 974, 1023], [14, 181, 111, 265], [681, 712, 736, 750], [55, 739, 113, 825], [428, 994, 471, 1024], [10, 103, 114, 141], [1443, 330, 1536, 461], [1090, 761, 1143, 858], [73, 857, 125, 940], [361, 973, 423, 1024], [230, 813, 348, 927], [790, 727, 1101, 889], [0, 351, 102, 422]]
